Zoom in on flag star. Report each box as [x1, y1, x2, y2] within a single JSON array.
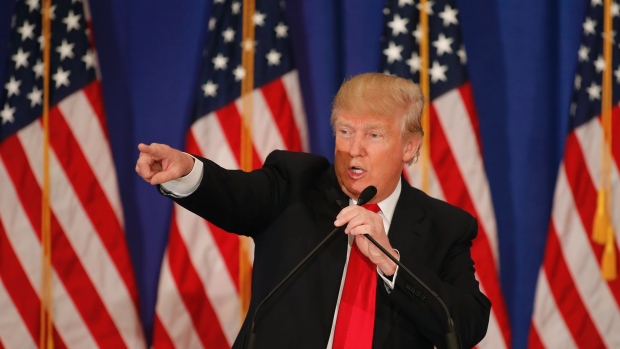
[[214, 0, 225, 3], [438, 5, 459, 26], [457, 45, 467, 64], [222, 27, 236, 43], [208, 17, 216, 31], [398, 0, 414, 7], [615, 66, 620, 83], [383, 41, 403, 63], [429, 61, 448, 83], [5, 76, 21, 97], [586, 82, 601, 100], [578, 45, 590, 62], [274, 22, 288, 38], [432, 33, 454, 56], [592, 0, 603, 6], [17, 20, 35, 41], [594, 55, 606, 72], [212, 53, 229, 70], [232, 2, 241, 14], [56, 39, 75, 60], [406, 52, 420, 73], [25, 0, 39, 12], [82, 49, 96, 69], [574, 74, 582, 89], [412, 23, 422, 44], [387, 14, 409, 36], [38, 35, 45, 50], [202, 80, 218, 97], [570, 102, 577, 116], [12, 48, 30, 69], [27, 86, 42, 107], [242, 39, 256, 52], [233, 65, 246, 81], [33, 59, 44, 78], [253, 11, 266, 26], [52, 67, 71, 88], [383, 7, 390, 15], [63, 10, 81, 32], [1, 104, 15, 124], [583, 17, 597, 35], [49, 5, 57, 20], [266, 49, 282, 66], [612, 2, 620, 17], [601, 29, 617, 44], [416, 1, 435, 15]]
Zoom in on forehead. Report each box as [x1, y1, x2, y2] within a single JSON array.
[[334, 112, 399, 130]]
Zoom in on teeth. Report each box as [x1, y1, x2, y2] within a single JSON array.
[[352, 168, 363, 174]]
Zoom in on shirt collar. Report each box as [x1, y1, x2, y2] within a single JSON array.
[[351, 179, 402, 225]]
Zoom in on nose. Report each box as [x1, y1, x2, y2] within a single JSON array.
[[349, 134, 366, 157]]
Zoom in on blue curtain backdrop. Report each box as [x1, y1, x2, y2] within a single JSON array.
[[0, 0, 586, 348]]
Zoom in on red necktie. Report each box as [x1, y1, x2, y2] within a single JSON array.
[[333, 203, 381, 349]]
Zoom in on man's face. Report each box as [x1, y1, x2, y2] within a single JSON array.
[[333, 112, 418, 203]]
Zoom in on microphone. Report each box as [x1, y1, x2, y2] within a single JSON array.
[[336, 186, 461, 349], [246, 186, 377, 349]]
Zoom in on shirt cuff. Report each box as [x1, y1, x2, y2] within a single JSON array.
[[378, 249, 400, 292], [159, 154, 203, 197]]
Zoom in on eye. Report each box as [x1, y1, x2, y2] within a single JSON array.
[[369, 132, 381, 139]]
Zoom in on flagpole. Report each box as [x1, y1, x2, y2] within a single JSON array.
[[239, 0, 256, 320], [40, 0, 54, 348], [593, 0, 616, 280]]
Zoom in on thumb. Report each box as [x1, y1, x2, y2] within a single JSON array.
[[150, 168, 180, 185]]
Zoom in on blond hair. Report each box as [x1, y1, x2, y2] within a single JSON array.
[[330, 73, 425, 164]]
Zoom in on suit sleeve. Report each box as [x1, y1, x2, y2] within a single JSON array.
[[384, 215, 491, 349]]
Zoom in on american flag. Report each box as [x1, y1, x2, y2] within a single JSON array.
[[151, 0, 308, 347], [529, 0, 620, 347], [0, 0, 145, 348], [380, 0, 512, 347]]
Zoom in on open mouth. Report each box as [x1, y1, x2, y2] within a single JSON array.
[[349, 166, 365, 177]]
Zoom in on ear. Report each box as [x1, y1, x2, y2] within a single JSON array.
[[402, 135, 421, 163]]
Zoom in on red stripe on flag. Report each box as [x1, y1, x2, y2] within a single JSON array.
[[81, 81, 109, 139], [457, 83, 483, 152], [545, 223, 606, 348], [48, 106, 140, 304], [260, 78, 302, 151], [185, 133, 241, 292], [611, 106, 620, 166], [527, 324, 544, 349], [152, 315, 176, 349], [0, 135, 127, 348], [168, 215, 229, 348], [0, 220, 42, 345], [564, 132, 620, 305], [214, 103, 262, 169], [428, 105, 511, 344]]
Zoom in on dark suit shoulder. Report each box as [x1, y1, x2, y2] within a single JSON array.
[[262, 150, 331, 184], [405, 183, 475, 223]]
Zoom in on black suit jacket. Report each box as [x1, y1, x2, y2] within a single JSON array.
[[168, 150, 491, 349]]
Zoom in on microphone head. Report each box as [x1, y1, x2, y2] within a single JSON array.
[[357, 186, 377, 206]]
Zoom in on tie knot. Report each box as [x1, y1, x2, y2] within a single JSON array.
[[362, 203, 380, 213]]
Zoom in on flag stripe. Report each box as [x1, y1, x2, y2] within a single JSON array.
[[457, 83, 483, 152], [0, 139, 96, 348], [544, 223, 606, 348], [281, 71, 309, 151], [167, 215, 230, 349], [260, 77, 302, 151], [0, 222, 40, 346], [530, 270, 578, 349], [0, 275, 37, 349], [17, 122, 143, 348], [155, 260, 205, 349], [176, 206, 241, 346], [59, 83, 125, 227]]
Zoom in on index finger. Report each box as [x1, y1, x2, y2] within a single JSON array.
[[138, 142, 165, 159]]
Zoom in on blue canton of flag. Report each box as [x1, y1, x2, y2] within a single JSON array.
[[1, 0, 96, 141]]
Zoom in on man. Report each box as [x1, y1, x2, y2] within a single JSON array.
[[136, 73, 491, 348]]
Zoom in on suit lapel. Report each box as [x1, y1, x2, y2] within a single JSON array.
[[373, 178, 429, 347], [309, 165, 350, 342]]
